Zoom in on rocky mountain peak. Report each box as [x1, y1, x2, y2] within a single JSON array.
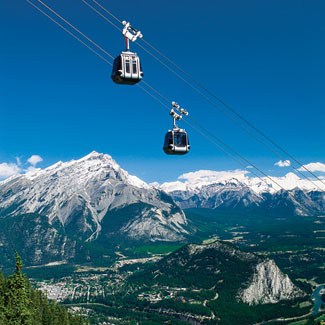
[[79, 151, 116, 167], [0, 152, 188, 247]]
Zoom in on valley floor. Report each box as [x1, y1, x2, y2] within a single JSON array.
[[24, 208, 325, 324]]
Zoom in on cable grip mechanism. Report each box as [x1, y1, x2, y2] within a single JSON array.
[[122, 21, 143, 42], [170, 102, 188, 129]]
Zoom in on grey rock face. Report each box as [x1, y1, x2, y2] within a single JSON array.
[[240, 259, 305, 305], [0, 214, 76, 266]]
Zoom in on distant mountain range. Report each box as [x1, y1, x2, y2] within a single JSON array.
[[158, 170, 325, 216], [0, 152, 324, 267]]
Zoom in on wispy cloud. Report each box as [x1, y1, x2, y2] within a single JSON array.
[[16, 157, 21, 166], [298, 162, 325, 173], [274, 160, 291, 167]]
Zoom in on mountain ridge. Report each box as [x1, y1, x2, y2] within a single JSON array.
[[157, 170, 325, 216], [159, 169, 325, 194]]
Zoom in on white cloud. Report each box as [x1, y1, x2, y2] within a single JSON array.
[[0, 163, 21, 179], [179, 169, 249, 183], [274, 160, 291, 167], [298, 162, 325, 173], [27, 155, 43, 166], [160, 169, 250, 192], [0, 154, 44, 180]]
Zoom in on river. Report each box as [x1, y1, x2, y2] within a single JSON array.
[[311, 284, 325, 316]]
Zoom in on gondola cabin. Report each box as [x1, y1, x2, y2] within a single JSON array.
[[163, 129, 190, 155], [111, 51, 143, 85]]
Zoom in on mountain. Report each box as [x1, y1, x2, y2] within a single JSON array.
[[129, 240, 306, 324], [132, 240, 304, 304], [0, 152, 189, 266], [158, 170, 325, 216]]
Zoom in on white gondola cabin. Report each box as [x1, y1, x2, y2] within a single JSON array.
[[111, 51, 143, 85], [163, 103, 190, 155], [163, 128, 190, 155]]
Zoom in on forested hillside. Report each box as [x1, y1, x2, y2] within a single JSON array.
[[0, 253, 86, 325]]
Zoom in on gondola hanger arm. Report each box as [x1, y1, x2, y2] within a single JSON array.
[[171, 101, 188, 116], [122, 21, 143, 42], [170, 102, 189, 129]]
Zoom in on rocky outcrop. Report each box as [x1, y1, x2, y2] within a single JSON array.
[[239, 259, 305, 305]]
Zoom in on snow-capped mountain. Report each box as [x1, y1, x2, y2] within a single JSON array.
[[159, 169, 325, 194], [0, 152, 189, 265], [157, 170, 325, 215]]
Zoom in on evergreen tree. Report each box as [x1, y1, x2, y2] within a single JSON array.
[[2, 252, 34, 324], [0, 252, 86, 325], [0, 269, 7, 324]]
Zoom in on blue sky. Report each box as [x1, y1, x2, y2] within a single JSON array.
[[1, 0, 324, 183]]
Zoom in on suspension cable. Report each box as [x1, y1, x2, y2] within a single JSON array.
[[82, 0, 122, 33], [25, 0, 112, 65], [33, 0, 114, 60], [88, 0, 122, 24], [82, 0, 325, 191], [24, 0, 321, 206]]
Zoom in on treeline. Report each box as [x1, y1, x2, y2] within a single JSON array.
[[0, 252, 87, 325]]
